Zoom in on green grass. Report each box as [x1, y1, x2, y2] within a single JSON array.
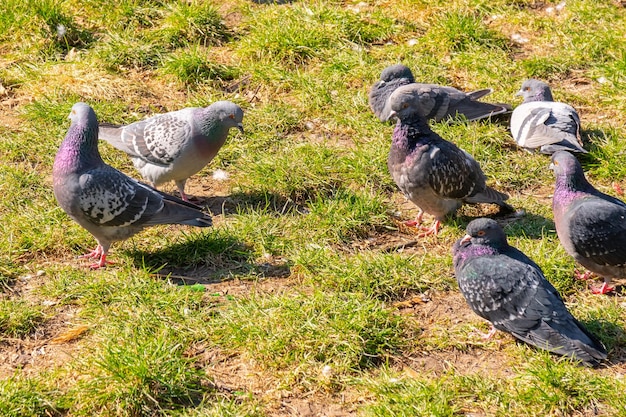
[[0, 0, 625, 415]]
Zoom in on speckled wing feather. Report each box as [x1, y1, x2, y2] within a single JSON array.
[[567, 197, 626, 267], [77, 166, 164, 228], [99, 112, 194, 166], [424, 140, 488, 200], [453, 230, 607, 366]]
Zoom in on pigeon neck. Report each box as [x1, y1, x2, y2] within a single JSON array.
[[454, 242, 499, 267], [553, 170, 592, 206], [197, 108, 230, 140], [392, 114, 432, 147], [54, 123, 102, 173]]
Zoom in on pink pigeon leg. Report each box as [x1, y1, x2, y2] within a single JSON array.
[[175, 180, 189, 202], [80, 244, 104, 259], [80, 244, 113, 269]]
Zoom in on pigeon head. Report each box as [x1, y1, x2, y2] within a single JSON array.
[[515, 79, 554, 103], [69, 102, 98, 127], [385, 85, 426, 121], [460, 218, 508, 249], [549, 150, 592, 191], [379, 64, 415, 83], [208, 101, 244, 133], [550, 150, 581, 176]]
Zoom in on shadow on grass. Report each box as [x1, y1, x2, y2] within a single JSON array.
[[453, 210, 553, 240], [198, 190, 309, 218], [584, 318, 626, 367], [581, 128, 611, 157], [126, 232, 291, 285]]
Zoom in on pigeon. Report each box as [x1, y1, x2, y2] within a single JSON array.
[[386, 84, 513, 236], [510, 79, 587, 154], [453, 218, 608, 367], [369, 64, 511, 123], [550, 151, 626, 294], [53, 102, 213, 269], [98, 101, 244, 201]]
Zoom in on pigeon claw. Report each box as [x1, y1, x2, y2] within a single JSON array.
[[89, 254, 113, 270], [591, 282, 615, 295], [416, 220, 441, 238], [574, 269, 594, 281], [473, 325, 497, 340]]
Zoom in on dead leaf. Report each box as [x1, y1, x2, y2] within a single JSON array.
[[50, 325, 90, 344]]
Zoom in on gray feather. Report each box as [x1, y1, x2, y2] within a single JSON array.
[[99, 101, 244, 200], [453, 218, 607, 367], [53, 102, 213, 266], [369, 64, 511, 123], [551, 151, 626, 291], [511, 79, 587, 154]]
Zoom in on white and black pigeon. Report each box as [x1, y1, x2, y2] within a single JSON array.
[[453, 218, 607, 367], [510, 79, 587, 154], [369, 64, 511, 123], [53, 102, 213, 269], [550, 151, 626, 294], [386, 84, 514, 236], [98, 101, 244, 201]]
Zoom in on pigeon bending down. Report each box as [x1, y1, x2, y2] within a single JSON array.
[[99, 101, 244, 201], [369, 64, 511, 123], [510, 79, 587, 154], [453, 218, 607, 367], [53, 102, 213, 269], [386, 84, 513, 236], [550, 151, 626, 294]]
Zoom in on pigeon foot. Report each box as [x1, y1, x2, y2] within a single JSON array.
[[574, 270, 594, 281], [591, 282, 615, 295], [473, 325, 497, 340]]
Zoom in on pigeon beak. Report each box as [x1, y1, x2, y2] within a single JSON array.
[[460, 234, 472, 245], [514, 90, 523, 97], [385, 110, 397, 122], [237, 123, 244, 134]]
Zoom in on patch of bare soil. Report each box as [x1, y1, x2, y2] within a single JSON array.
[[191, 345, 359, 416], [0, 304, 87, 380], [396, 291, 518, 379]]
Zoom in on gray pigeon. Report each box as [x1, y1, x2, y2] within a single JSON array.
[[99, 101, 244, 201], [510, 79, 587, 154], [550, 151, 626, 294], [453, 218, 607, 367], [369, 64, 511, 123], [386, 84, 513, 236], [53, 102, 213, 269]]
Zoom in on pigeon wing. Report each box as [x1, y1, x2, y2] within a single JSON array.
[[568, 197, 626, 267], [116, 113, 193, 166], [426, 142, 488, 200], [77, 167, 163, 228]]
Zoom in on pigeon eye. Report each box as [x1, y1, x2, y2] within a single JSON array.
[[229, 114, 234, 119], [477, 230, 486, 236], [402, 103, 409, 109], [553, 160, 559, 166]]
